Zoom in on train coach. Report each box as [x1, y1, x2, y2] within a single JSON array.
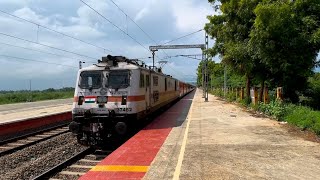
[[69, 55, 194, 146]]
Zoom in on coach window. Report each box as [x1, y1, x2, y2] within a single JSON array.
[[146, 75, 150, 87], [153, 76, 158, 86], [140, 73, 145, 88], [175, 81, 177, 91], [165, 78, 167, 91]]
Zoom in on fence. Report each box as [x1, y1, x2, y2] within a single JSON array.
[[210, 87, 283, 104]]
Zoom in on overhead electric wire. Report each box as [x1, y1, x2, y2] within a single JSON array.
[[80, 0, 149, 53], [0, 32, 98, 60], [166, 62, 189, 78], [109, 0, 155, 43], [108, 0, 170, 58], [81, 0, 194, 80], [181, 56, 202, 60], [0, 54, 78, 68], [133, 57, 152, 60], [164, 54, 203, 59], [162, 29, 203, 45], [0, 9, 112, 53], [162, 66, 184, 80], [0, 41, 95, 63]]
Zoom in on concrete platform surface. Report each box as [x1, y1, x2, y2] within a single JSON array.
[[0, 99, 72, 124], [79, 91, 195, 180], [144, 89, 320, 180]]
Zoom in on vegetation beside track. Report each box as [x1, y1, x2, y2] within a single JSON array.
[[210, 88, 320, 136], [258, 101, 320, 136], [0, 87, 74, 105], [201, 0, 320, 135]]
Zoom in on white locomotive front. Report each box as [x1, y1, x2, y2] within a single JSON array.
[[69, 55, 181, 146]]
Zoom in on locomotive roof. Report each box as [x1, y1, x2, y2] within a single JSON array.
[[80, 61, 144, 71], [79, 55, 178, 80]]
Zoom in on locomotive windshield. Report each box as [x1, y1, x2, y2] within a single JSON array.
[[108, 70, 130, 89], [79, 71, 102, 89]]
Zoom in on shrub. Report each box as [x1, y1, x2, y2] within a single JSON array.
[[210, 88, 320, 135], [258, 100, 286, 120], [283, 105, 320, 132]]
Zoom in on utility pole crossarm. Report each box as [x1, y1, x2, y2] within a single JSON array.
[[149, 44, 205, 51]]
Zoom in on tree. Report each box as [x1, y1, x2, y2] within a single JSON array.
[[197, 60, 244, 89], [205, 0, 262, 104], [250, 0, 320, 102], [303, 72, 320, 109]]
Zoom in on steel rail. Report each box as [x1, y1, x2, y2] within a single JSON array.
[[0, 123, 70, 157], [33, 147, 93, 180], [0, 121, 70, 146]]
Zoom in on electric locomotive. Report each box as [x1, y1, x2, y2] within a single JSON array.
[[69, 55, 195, 146]]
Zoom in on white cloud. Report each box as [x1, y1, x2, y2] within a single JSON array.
[[0, 0, 213, 90], [171, 0, 212, 32], [14, 7, 50, 25], [75, 0, 108, 26], [134, 7, 149, 22]]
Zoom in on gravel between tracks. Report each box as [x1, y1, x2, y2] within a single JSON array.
[[0, 132, 87, 180]]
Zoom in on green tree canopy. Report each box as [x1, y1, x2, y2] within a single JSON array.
[[205, 0, 262, 103], [204, 0, 320, 103], [250, 0, 320, 102]]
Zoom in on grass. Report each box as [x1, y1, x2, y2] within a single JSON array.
[[0, 88, 74, 105], [210, 88, 320, 136], [283, 105, 320, 135]]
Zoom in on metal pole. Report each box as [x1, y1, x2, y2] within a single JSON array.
[[29, 79, 32, 102], [224, 65, 227, 98], [152, 51, 155, 69], [202, 51, 205, 98], [205, 33, 209, 102]]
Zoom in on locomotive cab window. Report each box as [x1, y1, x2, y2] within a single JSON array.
[[108, 70, 130, 89], [79, 71, 102, 89]]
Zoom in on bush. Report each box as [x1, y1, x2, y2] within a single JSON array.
[[210, 88, 237, 102], [283, 105, 320, 132], [258, 101, 320, 135], [226, 91, 236, 102], [210, 88, 320, 136], [258, 100, 286, 120], [211, 88, 224, 97]]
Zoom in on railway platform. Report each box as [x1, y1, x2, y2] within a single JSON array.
[[0, 99, 72, 140], [0, 98, 72, 124], [80, 89, 320, 179]]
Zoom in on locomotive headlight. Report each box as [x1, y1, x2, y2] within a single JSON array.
[[78, 96, 84, 105], [97, 96, 108, 103], [121, 96, 127, 105]]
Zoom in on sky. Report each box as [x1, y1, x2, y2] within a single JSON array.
[[0, 0, 215, 90]]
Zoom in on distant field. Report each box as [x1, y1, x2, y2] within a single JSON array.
[[0, 88, 74, 105]]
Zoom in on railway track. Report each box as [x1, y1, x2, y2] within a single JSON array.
[[34, 148, 110, 180], [0, 123, 70, 157]]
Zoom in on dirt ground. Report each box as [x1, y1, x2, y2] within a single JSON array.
[[145, 89, 320, 180]]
